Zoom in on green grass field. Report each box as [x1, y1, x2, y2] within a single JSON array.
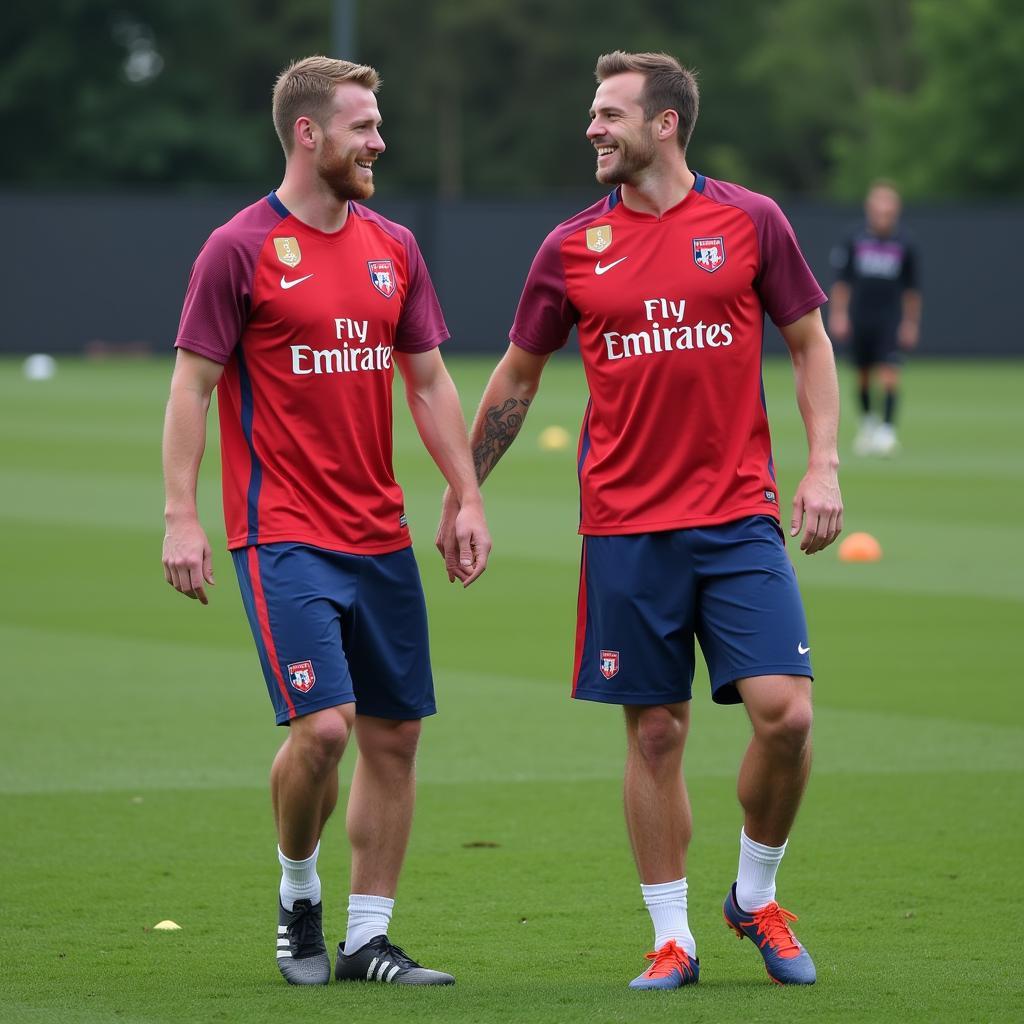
[[1, 354, 1022, 1024]]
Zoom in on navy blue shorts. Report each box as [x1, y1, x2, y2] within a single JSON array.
[[231, 543, 435, 725], [572, 516, 812, 706]]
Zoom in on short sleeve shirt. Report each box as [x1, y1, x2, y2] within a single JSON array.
[[510, 174, 826, 536], [175, 193, 448, 553], [831, 226, 919, 326]]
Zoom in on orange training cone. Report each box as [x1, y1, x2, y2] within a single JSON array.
[[838, 532, 883, 562]]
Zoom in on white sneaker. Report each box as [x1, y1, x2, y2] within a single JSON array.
[[853, 416, 879, 456], [873, 423, 899, 456]]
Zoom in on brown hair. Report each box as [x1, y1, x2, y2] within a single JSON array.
[[272, 56, 380, 154], [595, 51, 699, 151]]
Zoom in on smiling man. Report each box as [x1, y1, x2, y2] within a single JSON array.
[[439, 50, 842, 989], [162, 56, 490, 988]]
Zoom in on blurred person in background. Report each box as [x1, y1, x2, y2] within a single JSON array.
[[829, 181, 922, 456], [161, 56, 489, 989], [440, 50, 841, 990]]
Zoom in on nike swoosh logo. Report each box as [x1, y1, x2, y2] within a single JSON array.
[[798, 643, 811, 655], [280, 273, 314, 289], [594, 257, 628, 275]]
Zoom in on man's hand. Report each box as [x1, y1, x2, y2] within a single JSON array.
[[435, 489, 491, 587], [163, 514, 215, 604], [435, 488, 459, 582], [827, 309, 850, 344], [161, 349, 223, 604], [790, 466, 843, 555], [898, 319, 919, 350]]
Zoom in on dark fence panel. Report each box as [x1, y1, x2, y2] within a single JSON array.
[[774, 200, 1020, 358], [1, 190, 1020, 357]]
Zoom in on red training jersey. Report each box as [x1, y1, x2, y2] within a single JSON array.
[[510, 174, 826, 535], [175, 192, 448, 554]]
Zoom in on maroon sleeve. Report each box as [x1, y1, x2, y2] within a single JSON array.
[[394, 234, 449, 353], [509, 230, 577, 354], [754, 199, 827, 327], [174, 224, 263, 365]]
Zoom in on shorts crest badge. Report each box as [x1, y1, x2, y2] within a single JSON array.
[[693, 236, 726, 273], [586, 225, 613, 253], [599, 649, 620, 680], [287, 660, 316, 693], [274, 237, 302, 268], [368, 260, 396, 298]]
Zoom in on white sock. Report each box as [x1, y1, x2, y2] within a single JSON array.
[[278, 842, 321, 911], [735, 828, 787, 911], [640, 878, 696, 958], [344, 893, 394, 954]]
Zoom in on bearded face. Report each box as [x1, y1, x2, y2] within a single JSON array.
[[594, 119, 657, 186], [316, 132, 376, 202]]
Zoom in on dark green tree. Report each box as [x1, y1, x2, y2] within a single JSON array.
[[2, 0, 1020, 198], [730, 0, 915, 197], [830, 0, 1024, 198], [360, 0, 776, 196], [0, 0, 328, 186]]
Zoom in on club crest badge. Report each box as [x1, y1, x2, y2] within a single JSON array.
[[599, 649, 620, 680], [368, 260, 396, 298], [287, 660, 316, 693], [586, 225, 613, 253], [274, 236, 302, 268], [693, 236, 726, 273]]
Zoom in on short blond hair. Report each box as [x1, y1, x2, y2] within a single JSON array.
[[595, 51, 699, 152], [272, 56, 380, 154]]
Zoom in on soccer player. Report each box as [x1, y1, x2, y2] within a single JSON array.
[[828, 181, 921, 455], [161, 56, 490, 987], [438, 51, 842, 988]]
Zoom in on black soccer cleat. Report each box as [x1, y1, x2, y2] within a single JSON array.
[[334, 934, 455, 985], [277, 899, 330, 985]]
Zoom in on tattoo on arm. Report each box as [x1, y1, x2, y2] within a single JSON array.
[[473, 397, 531, 483]]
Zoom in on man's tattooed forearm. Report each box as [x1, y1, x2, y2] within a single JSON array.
[[473, 397, 531, 483]]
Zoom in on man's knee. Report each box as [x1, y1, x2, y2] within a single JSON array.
[[291, 706, 352, 775], [627, 705, 688, 765], [385, 718, 422, 762], [754, 695, 813, 754], [360, 717, 422, 766]]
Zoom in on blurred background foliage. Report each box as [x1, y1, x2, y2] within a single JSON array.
[[2, 0, 1020, 198]]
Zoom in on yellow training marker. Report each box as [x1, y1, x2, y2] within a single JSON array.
[[538, 425, 572, 451]]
